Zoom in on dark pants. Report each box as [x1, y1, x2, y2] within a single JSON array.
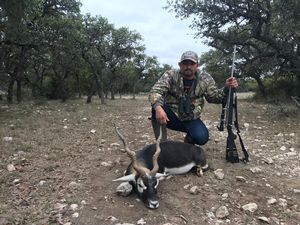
[[152, 104, 209, 145]]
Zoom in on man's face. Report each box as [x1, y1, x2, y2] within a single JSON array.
[[178, 60, 198, 78]]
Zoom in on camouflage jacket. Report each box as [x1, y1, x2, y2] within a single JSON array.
[[149, 69, 226, 121]]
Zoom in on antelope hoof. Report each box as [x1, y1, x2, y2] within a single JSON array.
[[196, 166, 203, 177]]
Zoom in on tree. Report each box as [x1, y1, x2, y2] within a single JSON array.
[[131, 54, 159, 99], [0, 0, 82, 103], [167, 0, 300, 96], [79, 15, 114, 104]]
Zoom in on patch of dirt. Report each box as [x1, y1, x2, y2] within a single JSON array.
[[0, 95, 299, 225]]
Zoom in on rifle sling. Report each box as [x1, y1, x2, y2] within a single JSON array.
[[233, 92, 249, 162]]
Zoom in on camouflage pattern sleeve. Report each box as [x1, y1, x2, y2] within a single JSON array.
[[204, 74, 226, 104], [148, 70, 175, 108]]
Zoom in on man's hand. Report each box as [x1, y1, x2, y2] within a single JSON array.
[[155, 105, 169, 125], [225, 77, 238, 88]]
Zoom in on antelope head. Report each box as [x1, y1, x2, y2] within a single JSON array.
[[114, 124, 163, 209]]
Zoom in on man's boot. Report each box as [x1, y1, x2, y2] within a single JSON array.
[[151, 119, 167, 141], [184, 134, 195, 145]]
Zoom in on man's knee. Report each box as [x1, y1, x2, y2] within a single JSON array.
[[191, 130, 209, 145]]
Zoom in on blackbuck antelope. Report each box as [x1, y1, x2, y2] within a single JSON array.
[[113, 125, 208, 209]]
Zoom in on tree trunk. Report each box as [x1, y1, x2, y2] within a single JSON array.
[[100, 84, 105, 104], [255, 76, 265, 96], [132, 83, 137, 100], [75, 74, 82, 98], [86, 95, 92, 103], [7, 78, 15, 104], [111, 89, 115, 100], [86, 88, 96, 103], [92, 73, 106, 104], [16, 79, 22, 103]]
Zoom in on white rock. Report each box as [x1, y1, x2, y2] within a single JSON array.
[[101, 161, 112, 167], [242, 203, 258, 212], [206, 211, 215, 219], [214, 169, 225, 180], [69, 181, 81, 188], [3, 137, 13, 142], [280, 146, 286, 151], [82, 117, 88, 121], [63, 125, 68, 129], [137, 218, 146, 225], [106, 216, 118, 222], [267, 197, 277, 205], [141, 134, 150, 138], [90, 129, 96, 134], [39, 180, 46, 186], [190, 186, 200, 194], [291, 167, 300, 175], [12, 179, 21, 184], [236, 176, 246, 182], [285, 152, 297, 157], [221, 193, 228, 200], [216, 206, 229, 219], [70, 204, 78, 211], [244, 123, 250, 129], [293, 189, 300, 194], [258, 216, 270, 223], [263, 157, 274, 164], [54, 203, 68, 211], [249, 167, 262, 174], [110, 142, 120, 147], [236, 188, 245, 197], [266, 183, 272, 188], [289, 133, 295, 136], [72, 212, 79, 218], [278, 198, 287, 208], [63, 223, 71, 225], [183, 184, 191, 190], [7, 163, 16, 172]]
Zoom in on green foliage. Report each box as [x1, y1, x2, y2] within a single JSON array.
[[168, 0, 300, 99], [0, 0, 171, 103]]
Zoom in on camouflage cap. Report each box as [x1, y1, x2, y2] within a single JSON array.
[[180, 51, 198, 63]]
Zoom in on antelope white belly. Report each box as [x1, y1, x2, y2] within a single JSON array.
[[164, 162, 196, 175]]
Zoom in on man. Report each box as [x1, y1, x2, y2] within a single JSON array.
[[149, 50, 238, 145]]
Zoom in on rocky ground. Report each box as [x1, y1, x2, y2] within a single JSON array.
[[0, 94, 299, 225]]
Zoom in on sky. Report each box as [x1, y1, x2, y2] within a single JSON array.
[[79, 0, 211, 68]]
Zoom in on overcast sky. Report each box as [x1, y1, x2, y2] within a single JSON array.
[[79, 0, 210, 67]]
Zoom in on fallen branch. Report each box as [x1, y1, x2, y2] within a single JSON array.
[[291, 96, 300, 108], [175, 214, 188, 224]]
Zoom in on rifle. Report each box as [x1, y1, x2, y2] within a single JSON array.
[[218, 45, 249, 163]]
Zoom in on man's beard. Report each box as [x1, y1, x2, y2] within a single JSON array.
[[182, 69, 193, 77]]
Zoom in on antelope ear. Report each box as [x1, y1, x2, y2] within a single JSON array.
[[155, 172, 167, 179], [113, 174, 135, 182]]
